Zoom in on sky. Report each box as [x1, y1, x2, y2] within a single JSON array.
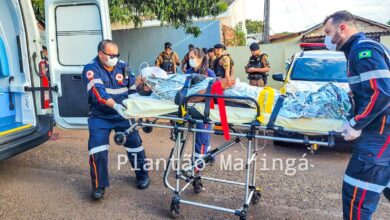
[[245, 0, 390, 34]]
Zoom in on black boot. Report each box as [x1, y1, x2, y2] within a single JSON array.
[[91, 187, 105, 200], [137, 177, 150, 190], [384, 188, 390, 202]]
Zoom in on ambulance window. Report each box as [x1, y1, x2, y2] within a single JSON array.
[[55, 4, 102, 66]]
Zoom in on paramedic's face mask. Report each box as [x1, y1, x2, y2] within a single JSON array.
[[189, 51, 201, 68], [99, 45, 119, 67], [324, 20, 345, 51]]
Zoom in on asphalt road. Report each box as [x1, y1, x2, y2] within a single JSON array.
[[0, 127, 389, 219]]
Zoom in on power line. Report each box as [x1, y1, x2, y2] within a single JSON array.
[[282, 0, 297, 32], [297, 0, 316, 24]]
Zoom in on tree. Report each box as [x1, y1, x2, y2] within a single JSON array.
[[31, 0, 228, 37], [387, 20, 390, 26], [245, 19, 263, 34]]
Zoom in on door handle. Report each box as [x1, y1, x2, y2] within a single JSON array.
[[72, 75, 82, 81]]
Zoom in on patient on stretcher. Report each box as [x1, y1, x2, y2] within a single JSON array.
[[135, 69, 351, 120]]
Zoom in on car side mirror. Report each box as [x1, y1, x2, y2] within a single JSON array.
[[272, 73, 285, 82], [285, 62, 291, 71]]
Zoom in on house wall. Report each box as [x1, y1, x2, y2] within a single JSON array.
[[381, 35, 390, 47], [219, 0, 247, 32], [227, 38, 301, 89], [112, 21, 221, 73], [305, 21, 389, 37]]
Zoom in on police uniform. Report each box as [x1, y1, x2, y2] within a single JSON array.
[[82, 57, 149, 190], [185, 67, 217, 160], [339, 32, 390, 220], [246, 53, 270, 87], [208, 56, 216, 71], [155, 51, 180, 74], [213, 54, 234, 78], [181, 53, 190, 72]]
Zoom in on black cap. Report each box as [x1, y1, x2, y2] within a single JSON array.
[[214, 43, 225, 49], [207, 48, 214, 53], [188, 44, 195, 50], [249, 43, 260, 51], [202, 48, 208, 54], [164, 42, 172, 49]]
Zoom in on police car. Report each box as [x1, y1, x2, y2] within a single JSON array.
[[0, 0, 111, 160], [272, 43, 352, 149]]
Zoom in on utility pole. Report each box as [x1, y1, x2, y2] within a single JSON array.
[[263, 0, 270, 43]]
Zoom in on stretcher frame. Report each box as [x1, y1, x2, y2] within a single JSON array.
[[115, 93, 340, 220]]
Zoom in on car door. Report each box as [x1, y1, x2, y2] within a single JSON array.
[[46, 0, 111, 129]]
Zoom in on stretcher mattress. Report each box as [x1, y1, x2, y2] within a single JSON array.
[[123, 95, 344, 134]]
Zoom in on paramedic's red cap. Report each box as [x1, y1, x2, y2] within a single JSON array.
[[250, 43, 260, 51], [214, 44, 225, 49]]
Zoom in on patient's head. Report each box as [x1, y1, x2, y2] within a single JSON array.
[[136, 82, 152, 96]]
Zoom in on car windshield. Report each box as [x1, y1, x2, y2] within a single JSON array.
[[290, 57, 347, 82]]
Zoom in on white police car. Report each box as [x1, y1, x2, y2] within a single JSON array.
[[273, 43, 350, 94]]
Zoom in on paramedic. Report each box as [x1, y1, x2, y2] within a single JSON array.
[[213, 44, 234, 81], [186, 48, 216, 162], [82, 40, 150, 200], [245, 43, 270, 87], [324, 10, 390, 219], [155, 42, 180, 74]]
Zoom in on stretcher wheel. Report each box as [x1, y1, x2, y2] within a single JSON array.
[[170, 199, 180, 219], [193, 178, 203, 194], [251, 190, 261, 204], [142, 119, 154, 133], [142, 126, 153, 133], [114, 132, 126, 145]]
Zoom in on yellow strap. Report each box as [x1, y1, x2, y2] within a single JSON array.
[[257, 87, 275, 124], [0, 124, 33, 137], [180, 105, 187, 117]]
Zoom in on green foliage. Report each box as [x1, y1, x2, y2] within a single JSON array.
[[245, 19, 263, 34], [31, 0, 44, 22], [234, 26, 246, 46], [387, 20, 390, 25], [31, 0, 228, 37]]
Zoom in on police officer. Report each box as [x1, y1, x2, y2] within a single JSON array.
[[83, 40, 150, 200], [181, 44, 195, 73], [155, 42, 180, 74], [245, 43, 270, 87], [323, 11, 390, 219], [213, 44, 234, 80], [207, 48, 216, 71]]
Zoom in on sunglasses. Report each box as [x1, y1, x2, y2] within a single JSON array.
[[100, 50, 120, 59]]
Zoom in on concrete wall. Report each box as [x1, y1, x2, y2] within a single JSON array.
[[113, 21, 221, 73], [227, 38, 301, 89], [381, 35, 390, 48]]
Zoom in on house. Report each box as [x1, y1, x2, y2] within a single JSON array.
[[270, 15, 390, 44]]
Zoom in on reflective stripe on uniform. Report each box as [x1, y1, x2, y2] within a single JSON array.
[[348, 70, 390, 84], [343, 174, 386, 193], [358, 39, 390, 61], [194, 153, 205, 159], [87, 79, 104, 91], [106, 87, 128, 95], [89, 144, 109, 155], [125, 145, 144, 153]]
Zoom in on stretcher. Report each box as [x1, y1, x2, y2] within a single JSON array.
[[115, 92, 343, 219]]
